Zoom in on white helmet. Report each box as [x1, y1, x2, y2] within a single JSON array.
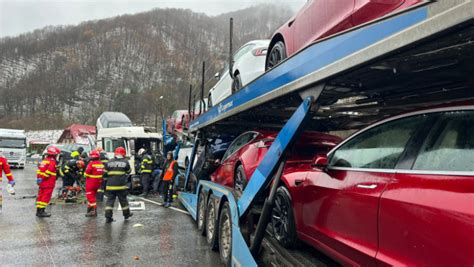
[[138, 148, 146, 156]]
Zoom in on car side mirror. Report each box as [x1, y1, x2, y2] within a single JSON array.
[[312, 155, 328, 168]]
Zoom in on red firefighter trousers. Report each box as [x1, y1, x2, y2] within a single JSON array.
[[36, 187, 54, 208], [85, 179, 102, 208]]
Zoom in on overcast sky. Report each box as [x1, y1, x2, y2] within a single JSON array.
[[0, 0, 306, 38]]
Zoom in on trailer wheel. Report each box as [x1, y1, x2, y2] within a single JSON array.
[[197, 190, 207, 235], [206, 196, 219, 250], [219, 201, 232, 266], [271, 186, 298, 248], [234, 165, 248, 191]]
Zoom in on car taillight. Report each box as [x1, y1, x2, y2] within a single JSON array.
[[252, 48, 268, 56]]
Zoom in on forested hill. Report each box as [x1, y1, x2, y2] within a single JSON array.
[[0, 5, 293, 130]]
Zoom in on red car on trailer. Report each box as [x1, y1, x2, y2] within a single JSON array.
[[211, 104, 474, 266], [266, 0, 422, 69]]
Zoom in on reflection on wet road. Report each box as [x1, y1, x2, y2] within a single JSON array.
[[0, 165, 222, 266]]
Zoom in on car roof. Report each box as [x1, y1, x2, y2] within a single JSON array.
[[99, 112, 132, 122]]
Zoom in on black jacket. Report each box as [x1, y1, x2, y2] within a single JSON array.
[[105, 158, 131, 191]]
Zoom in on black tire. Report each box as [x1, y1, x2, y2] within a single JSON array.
[[197, 190, 207, 235], [219, 201, 232, 266], [266, 41, 287, 70], [231, 73, 242, 93], [234, 165, 248, 191], [206, 196, 219, 250], [271, 186, 298, 248]]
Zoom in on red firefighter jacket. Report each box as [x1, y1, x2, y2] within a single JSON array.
[[0, 156, 14, 182], [37, 156, 58, 188], [85, 160, 105, 180]]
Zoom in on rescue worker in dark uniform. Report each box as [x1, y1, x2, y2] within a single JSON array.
[[138, 148, 154, 197], [161, 151, 178, 208], [104, 147, 133, 223], [59, 151, 84, 201]]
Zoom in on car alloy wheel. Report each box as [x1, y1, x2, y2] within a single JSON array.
[[206, 196, 219, 250], [219, 201, 232, 266], [234, 165, 248, 191], [266, 41, 287, 70], [271, 186, 297, 248], [197, 190, 207, 235], [231, 73, 242, 93]]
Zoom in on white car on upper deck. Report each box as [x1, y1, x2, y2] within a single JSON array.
[[209, 39, 270, 106]]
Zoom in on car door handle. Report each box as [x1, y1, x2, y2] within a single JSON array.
[[294, 179, 304, 186], [288, 18, 296, 27], [356, 184, 377, 189]]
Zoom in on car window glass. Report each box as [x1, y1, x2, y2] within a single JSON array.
[[413, 110, 474, 172], [329, 115, 424, 169], [223, 132, 255, 160], [233, 44, 255, 62]]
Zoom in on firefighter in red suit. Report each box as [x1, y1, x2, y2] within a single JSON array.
[[1, 152, 16, 209], [36, 146, 60, 217], [84, 150, 105, 217]]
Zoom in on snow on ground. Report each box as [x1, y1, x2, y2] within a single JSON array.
[[26, 129, 62, 144]]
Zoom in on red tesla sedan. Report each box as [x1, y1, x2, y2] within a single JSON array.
[[210, 130, 342, 191], [211, 105, 474, 266], [282, 105, 473, 266], [266, 0, 422, 69]]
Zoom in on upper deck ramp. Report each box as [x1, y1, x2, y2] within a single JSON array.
[[189, 0, 474, 134]]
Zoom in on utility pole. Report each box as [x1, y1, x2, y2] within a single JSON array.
[[201, 61, 205, 115]]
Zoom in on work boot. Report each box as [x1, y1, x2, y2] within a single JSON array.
[[85, 207, 97, 217], [124, 213, 133, 220], [36, 208, 51, 217], [105, 217, 114, 223], [164, 202, 171, 208]]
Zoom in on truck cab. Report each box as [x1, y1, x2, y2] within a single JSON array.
[[0, 128, 27, 169], [96, 127, 161, 174]]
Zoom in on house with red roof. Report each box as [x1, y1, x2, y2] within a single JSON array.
[[57, 124, 96, 145]]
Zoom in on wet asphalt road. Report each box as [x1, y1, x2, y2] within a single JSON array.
[[0, 165, 222, 266]]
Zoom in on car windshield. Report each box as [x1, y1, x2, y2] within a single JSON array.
[[108, 121, 132, 127], [0, 138, 26, 148]]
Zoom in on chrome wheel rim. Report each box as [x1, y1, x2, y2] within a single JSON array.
[[267, 45, 284, 69], [198, 196, 205, 228], [207, 203, 215, 241], [272, 194, 288, 240], [220, 212, 232, 259], [235, 170, 244, 191]]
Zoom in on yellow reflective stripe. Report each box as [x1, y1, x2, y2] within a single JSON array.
[[105, 185, 128, 190], [6, 173, 12, 177], [142, 159, 153, 163], [41, 160, 50, 164], [37, 171, 47, 176], [92, 164, 105, 168], [108, 171, 126, 175], [45, 170, 56, 175], [105, 207, 114, 210], [121, 206, 129, 210], [97, 189, 104, 192], [85, 174, 102, 179], [141, 170, 152, 173]]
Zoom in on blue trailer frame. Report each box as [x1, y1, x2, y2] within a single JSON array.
[[178, 1, 474, 265]]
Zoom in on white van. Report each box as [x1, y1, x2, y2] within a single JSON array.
[[0, 129, 27, 168], [97, 127, 161, 174], [96, 112, 133, 130]]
